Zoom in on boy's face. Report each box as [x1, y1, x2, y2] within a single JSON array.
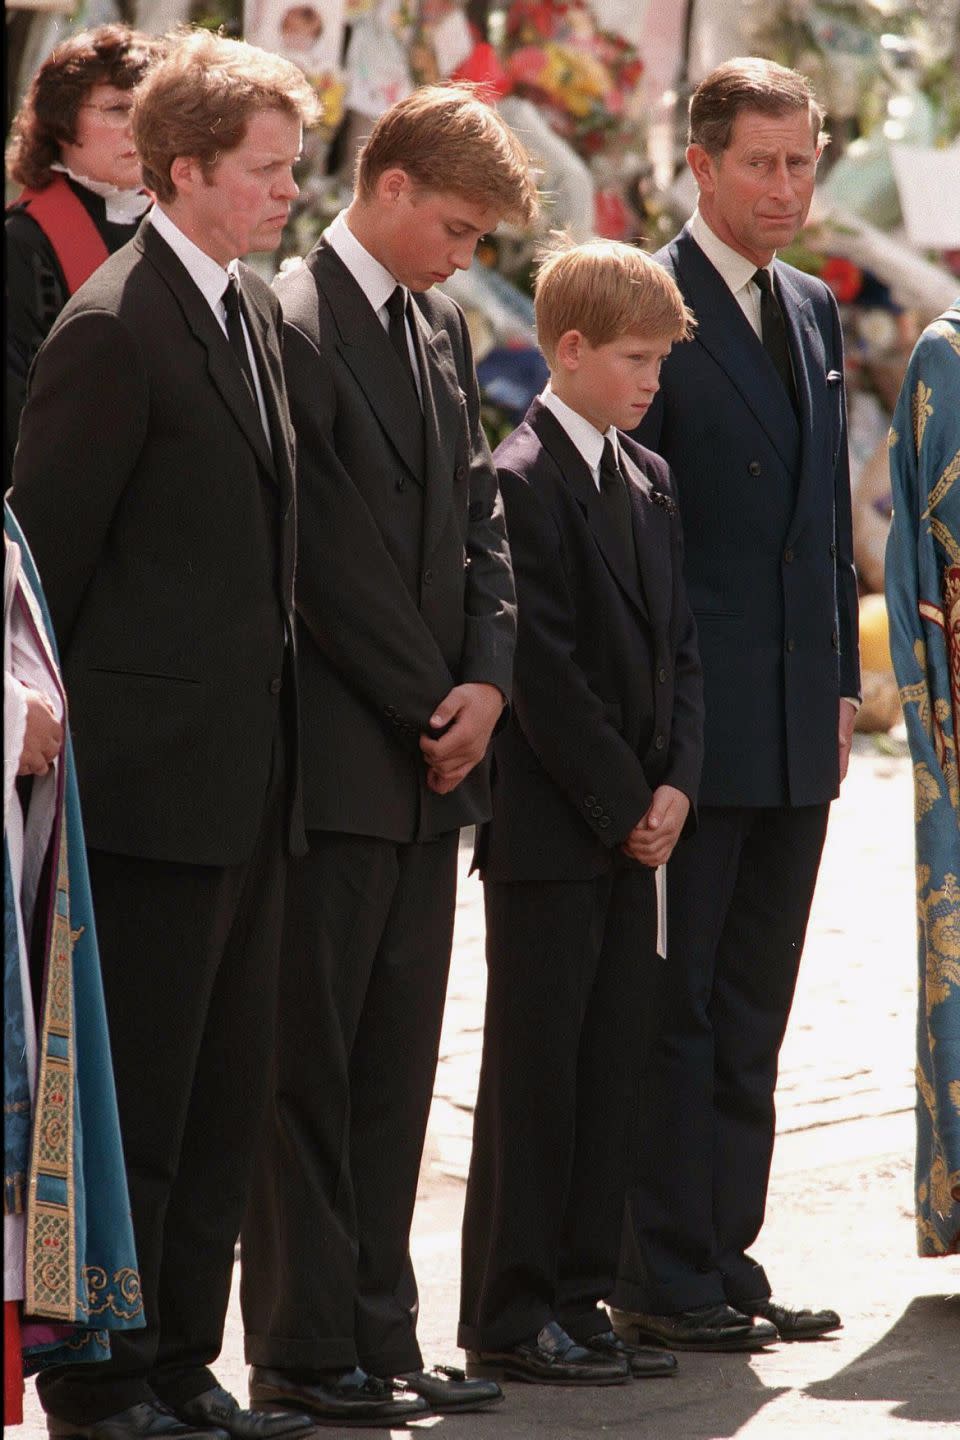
[[376, 175, 502, 291], [559, 329, 674, 434]]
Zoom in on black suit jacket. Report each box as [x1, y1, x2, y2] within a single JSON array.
[[274, 238, 516, 842], [631, 225, 860, 808], [476, 400, 703, 883], [10, 219, 301, 866]]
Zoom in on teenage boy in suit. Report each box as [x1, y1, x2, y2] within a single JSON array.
[[458, 239, 704, 1385], [241, 85, 539, 1426], [10, 30, 318, 1440]]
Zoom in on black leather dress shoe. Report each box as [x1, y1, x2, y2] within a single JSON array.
[[747, 1299, 842, 1340], [582, 1330, 678, 1378], [47, 1401, 228, 1440], [248, 1365, 428, 1428], [392, 1365, 503, 1412], [611, 1302, 778, 1352], [172, 1386, 314, 1439], [465, 1320, 629, 1385]]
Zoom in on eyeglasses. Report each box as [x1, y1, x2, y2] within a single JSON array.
[[81, 101, 135, 128]]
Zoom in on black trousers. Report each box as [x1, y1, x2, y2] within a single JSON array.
[[458, 862, 657, 1352], [241, 829, 459, 1377], [612, 803, 830, 1316], [38, 740, 288, 1423]]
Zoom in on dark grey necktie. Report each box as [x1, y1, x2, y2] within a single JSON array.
[[753, 268, 798, 412], [222, 276, 258, 404], [385, 285, 418, 398], [599, 437, 636, 574]]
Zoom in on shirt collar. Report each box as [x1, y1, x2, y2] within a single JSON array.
[[325, 209, 401, 316], [541, 385, 618, 480], [148, 205, 233, 315], [690, 206, 773, 297]]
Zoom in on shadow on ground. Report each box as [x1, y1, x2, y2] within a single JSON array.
[[804, 1294, 960, 1424]]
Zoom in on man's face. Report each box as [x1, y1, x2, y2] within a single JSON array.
[[561, 330, 674, 434], [689, 106, 819, 267], [179, 109, 302, 266], [377, 179, 503, 291], [61, 83, 142, 190]]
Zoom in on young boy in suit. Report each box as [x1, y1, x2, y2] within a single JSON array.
[[459, 239, 704, 1385], [240, 86, 539, 1426]]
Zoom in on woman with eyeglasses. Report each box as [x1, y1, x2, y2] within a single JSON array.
[[5, 25, 164, 472]]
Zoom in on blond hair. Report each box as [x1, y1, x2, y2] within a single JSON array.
[[534, 238, 695, 366], [355, 83, 539, 227], [133, 28, 320, 203]]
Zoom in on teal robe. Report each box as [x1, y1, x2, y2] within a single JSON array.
[[885, 304, 960, 1257], [3, 503, 143, 1366]]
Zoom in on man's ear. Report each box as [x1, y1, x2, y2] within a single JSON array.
[[686, 142, 717, 194], [170, 154, 199, 193], [555, 329, 583, 372], [376, 167, 411, 206]]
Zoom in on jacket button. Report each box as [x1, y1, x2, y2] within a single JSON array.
[[829, 541, 837, 557], [396, 476, 406, 492], [783, 547, 794, 563], [598, 817, 611, 829], [592, 805, 604, 818], [585, 795, 597, 808], [657, 667, 667, 684], [654, 733, 666, 750], [269, 677, 283, 694], [455, 464, 467, 481], [423, 569, 434, 585], [748, 460, 761, 476], [831, 629, 839, 649], [786, 638, 796, 653]]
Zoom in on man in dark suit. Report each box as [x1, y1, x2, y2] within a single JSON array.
[[10, 32, 319, 1440], [240, 86, 538, 1427], [457, 239, 704, 1386], [611, 57, 861, 1353]]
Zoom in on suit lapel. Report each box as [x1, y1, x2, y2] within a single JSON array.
[[310, 240, 425, 482], [410, 300, 463, 562], [622, 447, 678, 634], [672, 228, 800, 472], [137, 224, 277, 483], [530, 401, 649, 620], [776, 264, 828, 545]]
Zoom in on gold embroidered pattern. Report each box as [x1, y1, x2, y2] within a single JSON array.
[[919, 871, 960, 1007], [889, 424, 899, 450], [913, 379, 934, 451], [917, 1060, 936, 1117], [930, 318, 960, 358], [913, 763, 941, 819], [82, 1265, 143, 1320], [925, 448, 960, 520], [25, 822, 76, 1320], [950, 1080, 960, 1113]]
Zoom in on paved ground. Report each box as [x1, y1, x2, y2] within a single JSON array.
[[21, 737, 960, 1438]]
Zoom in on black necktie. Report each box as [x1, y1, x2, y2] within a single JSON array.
[[222, 276, 258, 404], [753, 268, 797, 412], [385, 285, 419, 399], [599, 438, 636, 575]]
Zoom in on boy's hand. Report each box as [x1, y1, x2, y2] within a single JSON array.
[[620, 784, 690, 867], [18, 688, 63, 776], [420, 683, 505, 794]]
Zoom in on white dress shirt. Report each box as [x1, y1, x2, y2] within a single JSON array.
[[690, 207, 771, 340], [324, 210, 423, 406], [148, 206, 272, 445], [540, 385, 620, 490]]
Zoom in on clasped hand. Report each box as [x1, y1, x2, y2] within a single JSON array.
[[420, 682, 505, 794], [620, 783, 690, 868], [18, 687, 63, 776]]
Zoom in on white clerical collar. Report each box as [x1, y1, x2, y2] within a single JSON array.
[[50, 163, 151, 224], [541, 385, 619, 485], [690, 206, 773, 298], [148, 205, 239, 318], [325, 209, 401, 317]]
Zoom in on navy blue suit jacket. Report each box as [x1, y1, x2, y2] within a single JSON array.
[[631, 224, 860, 808]]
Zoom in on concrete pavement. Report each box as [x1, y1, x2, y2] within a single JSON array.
[[20, 737, 959, 1438]]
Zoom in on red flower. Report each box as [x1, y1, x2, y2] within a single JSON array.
[[821, 256, 863, 304]]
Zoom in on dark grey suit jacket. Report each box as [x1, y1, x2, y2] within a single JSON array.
[[477, 400, 704, 882], [274, 238, 516, 841], [11, 219, 301, 865]]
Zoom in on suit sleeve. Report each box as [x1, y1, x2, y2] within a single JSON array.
[[453, 306, 517, 700], [500, 466, 654, 846], [284, 320, 457, 741], [657, 463, 704, 814], [9, 308, 148, 654], [828, 291, 861, 701]]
